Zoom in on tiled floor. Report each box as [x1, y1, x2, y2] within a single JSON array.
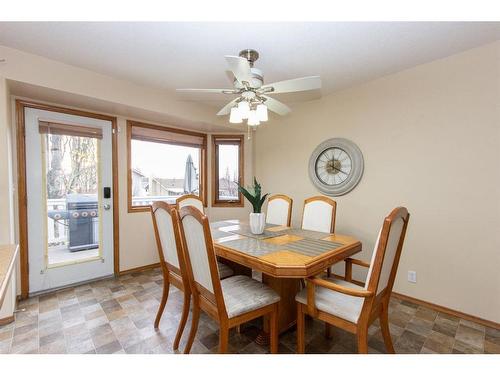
[[0, 268, 498, 354]]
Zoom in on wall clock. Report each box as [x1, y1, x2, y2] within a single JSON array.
[[308, 138, 364, 196]]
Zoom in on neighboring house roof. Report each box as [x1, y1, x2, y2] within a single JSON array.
[[132, 169, 195, 192]]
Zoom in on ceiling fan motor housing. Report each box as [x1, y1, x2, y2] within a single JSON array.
[[233, 67, 263, 89], [231, 49, 264, 89]]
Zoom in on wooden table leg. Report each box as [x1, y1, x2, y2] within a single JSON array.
[[255, 274, 301, 345]]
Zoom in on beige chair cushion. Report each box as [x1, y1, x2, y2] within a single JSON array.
[[266, 197, 290, 226], [217, 262, 234, 279], [302, 200, 334, 233], [153, 207, 179, 268], [177, 196, 204, 213], [366, 218, 405, 294], [182, 215, 214, 293], [221, 275, 280, 318], [296, 278, 365, 323]]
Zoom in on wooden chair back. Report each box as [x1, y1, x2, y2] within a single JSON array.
[[176, 194, 204, 213], [266, 194, 293, 227], [301, 196, 337, 233], [177, 206, 228, 321], [150, 202, 188, 286], [365, 207, 410, 297]]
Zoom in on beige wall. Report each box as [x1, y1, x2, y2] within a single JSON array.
[[0, 45, 215, 126], [0, 77, 14, 244], [0, 46, 252, 275], [255, 41, 500, 323]]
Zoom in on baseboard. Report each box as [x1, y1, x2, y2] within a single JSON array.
[[0, 315, 15, 326], [331, 272, 500, 331], [392, 292, 500, 330], [118, 263, 160, 276]]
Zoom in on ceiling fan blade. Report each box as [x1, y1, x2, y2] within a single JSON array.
[[225, 70, 236, 84], [217, 98, 240, 116], [225, 55, 253, 86], [261, 76, 321, 94], [261, 95, 291, 116], [176, 88, 238, 94]]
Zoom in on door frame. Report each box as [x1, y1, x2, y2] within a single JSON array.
[[16, 99, 120, 298]]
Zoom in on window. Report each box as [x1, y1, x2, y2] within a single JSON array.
[[212, 134, 244, 207], [127, 120, 207, 212]]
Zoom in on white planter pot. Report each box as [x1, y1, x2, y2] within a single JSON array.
[[249, 212, 266, 235]]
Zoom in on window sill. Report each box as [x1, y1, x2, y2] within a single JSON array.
[[128, 206, 152, 213], [212, 201, 244, 208]]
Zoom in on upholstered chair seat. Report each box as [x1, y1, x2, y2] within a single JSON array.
[[178, 206, 280, 354], [296, 207, 410, 354], [221, 275, 280, 318], [151, 202, 234, 353], [296, 278, 364, 323]]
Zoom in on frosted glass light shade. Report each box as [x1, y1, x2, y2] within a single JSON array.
[[229, 107, 242, 123], [237, 101, 250, 119], [247, 110, 260, 126], [256, 104, 268, 122]]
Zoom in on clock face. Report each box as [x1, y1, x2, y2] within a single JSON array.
[[308, 138, 364, 196], [315, 147, 352, 186]]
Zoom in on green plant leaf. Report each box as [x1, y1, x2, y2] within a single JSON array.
[[238, 177, 268, 213], [255, 193, 268, 213]]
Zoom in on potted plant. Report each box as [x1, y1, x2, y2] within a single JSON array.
[[238, 177, 269, 234]]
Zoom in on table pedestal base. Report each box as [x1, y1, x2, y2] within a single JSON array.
[[255, 275, 302, 345]]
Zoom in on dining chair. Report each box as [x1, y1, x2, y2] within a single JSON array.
[[295, 206, 410, 354], [266, 194, 293, 227], [301, 196, 336, 234], [176, 194, 204, 213], [178, 206, 281, 354], [175, 193, 233, 279], [150, 202, 234, 351], [150, 202, 191, 351]]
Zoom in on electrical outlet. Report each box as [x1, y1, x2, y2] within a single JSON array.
[[408, 271, 417, 283]]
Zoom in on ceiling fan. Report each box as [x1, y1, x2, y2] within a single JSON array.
[[177, 49, 322, 127]]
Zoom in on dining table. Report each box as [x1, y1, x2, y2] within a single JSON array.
[[210, 219, 362, 343]]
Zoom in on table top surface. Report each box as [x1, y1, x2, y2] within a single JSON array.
[[211, 220, 362, 278]]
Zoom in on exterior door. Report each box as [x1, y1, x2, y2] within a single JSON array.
[[25, 107, 114, 293]]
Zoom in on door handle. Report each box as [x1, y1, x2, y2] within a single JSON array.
[[103, 204, 111, 211]]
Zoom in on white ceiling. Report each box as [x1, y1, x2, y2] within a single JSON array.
[[1, 22, 499, 108]]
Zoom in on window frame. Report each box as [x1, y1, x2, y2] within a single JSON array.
[[211, 134, 244, 207], [127, 120, 207, 213]]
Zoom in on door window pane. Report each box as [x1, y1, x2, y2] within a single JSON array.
[[44, 133, 101, 266]]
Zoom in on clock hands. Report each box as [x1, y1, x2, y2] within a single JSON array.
[[332, 166, 348, 175]]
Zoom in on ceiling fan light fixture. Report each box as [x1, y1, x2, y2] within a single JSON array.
[[237, 101, 250, 119], [256, 104, 268, 122], [229, 107, 243, 123], [176, 49, 322, 130], [248, 110, 260, 126]]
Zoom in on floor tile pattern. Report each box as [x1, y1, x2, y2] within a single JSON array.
[[0, 268, 498, 354]]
